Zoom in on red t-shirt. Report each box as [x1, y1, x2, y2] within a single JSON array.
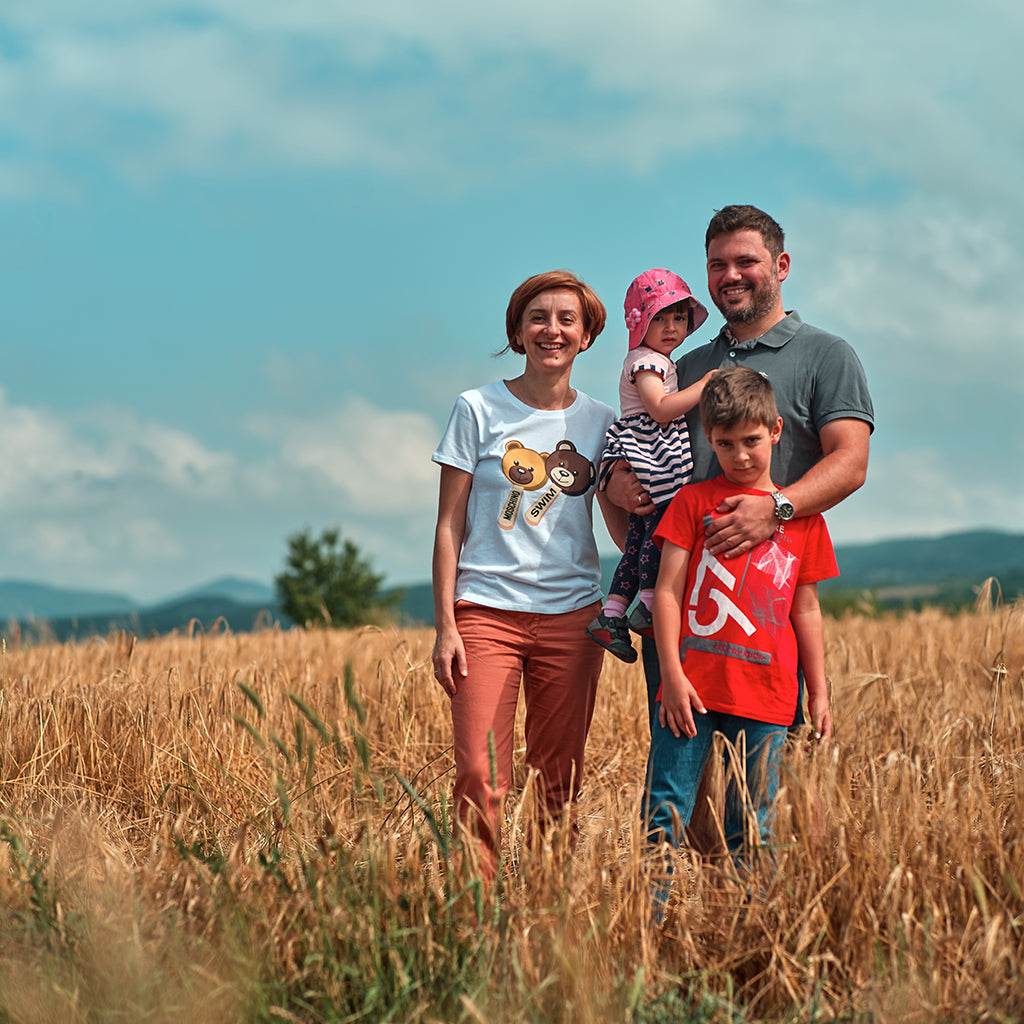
[[654, 476, 839, 726]]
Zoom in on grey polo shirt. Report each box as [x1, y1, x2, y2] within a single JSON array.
[[676, 311, 874, 487]]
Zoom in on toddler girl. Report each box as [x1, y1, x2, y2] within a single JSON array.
[[586, 269, 713, 662]]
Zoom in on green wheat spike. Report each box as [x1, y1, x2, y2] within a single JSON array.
[[236, 679, 265, 718], [274, 774, 292, 823], [395, 770, 450, 862], [232, 713, 268, 749], [288, 691, 330, 744], [343, 662, 366, 724]]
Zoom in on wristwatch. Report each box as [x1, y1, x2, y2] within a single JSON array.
[[772, 491, 795, 522]]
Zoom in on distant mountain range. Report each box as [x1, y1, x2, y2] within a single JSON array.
[[0, 576, 282, 642], [3, 530, 1022, 641]]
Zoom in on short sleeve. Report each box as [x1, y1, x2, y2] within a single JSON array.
[[432, 394, 481, 474], [796, 515, 839, 585], [809, 337, 874, 434]]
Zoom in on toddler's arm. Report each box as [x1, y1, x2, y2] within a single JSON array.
[[653, 541, 706, 738], [791, 582, 831, 739], [636, 367, 716, 425]]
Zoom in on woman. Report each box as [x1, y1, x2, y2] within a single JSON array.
[[432, 270, 627, 877]]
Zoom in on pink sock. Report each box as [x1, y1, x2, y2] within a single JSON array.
[[638, 590, 654, 611], [603, 596, 628, 619]]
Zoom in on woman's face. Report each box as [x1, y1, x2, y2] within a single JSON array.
[[514, 288, 591, 373]]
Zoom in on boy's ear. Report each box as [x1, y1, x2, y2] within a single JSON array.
[[770, 416, 783, 445]]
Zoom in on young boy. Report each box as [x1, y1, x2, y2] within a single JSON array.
[[645, 366, 838, 869]]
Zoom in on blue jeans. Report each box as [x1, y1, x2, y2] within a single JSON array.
[[643, 707, 787, 862]]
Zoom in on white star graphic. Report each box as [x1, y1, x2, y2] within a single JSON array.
[[755, 542, 798, 590]]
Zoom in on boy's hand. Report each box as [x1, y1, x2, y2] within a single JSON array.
[[808, 693, 832, 741], [658, 672, 706, 739]]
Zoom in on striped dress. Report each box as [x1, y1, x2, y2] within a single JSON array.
[[600, 346, 694, 507]]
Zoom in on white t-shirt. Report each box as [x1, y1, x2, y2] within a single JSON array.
[[432, 380, 615, 614]]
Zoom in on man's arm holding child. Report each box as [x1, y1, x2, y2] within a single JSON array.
[[653, 541, 707, 739], [705, 418, 870, 558], [790, 582, 832, 740]]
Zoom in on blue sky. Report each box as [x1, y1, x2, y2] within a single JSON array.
[[1, 1, 1021, 602]]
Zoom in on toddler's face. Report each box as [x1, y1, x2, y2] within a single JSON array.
[[641, 307, 688, 356]]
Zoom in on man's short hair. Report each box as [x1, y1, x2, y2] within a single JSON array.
[[700, 367, 780, 433], [705, 205, 785, 260]]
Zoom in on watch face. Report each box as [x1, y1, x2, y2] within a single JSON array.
[[774, 493, 795, 520]]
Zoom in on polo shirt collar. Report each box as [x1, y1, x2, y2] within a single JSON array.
[[716, 311, 803, 351]]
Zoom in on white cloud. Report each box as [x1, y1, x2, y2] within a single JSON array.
[[246, 396, 439, 515], [789, 197, 1024, 389], [0, 390, 237, 510], [0, 1, 1019, 196], [0, 388, 442, 597]]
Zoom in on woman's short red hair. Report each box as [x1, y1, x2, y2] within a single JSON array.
[[504, 270, 607, 354]]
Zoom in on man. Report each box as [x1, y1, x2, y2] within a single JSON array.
[[605, 204, 874, 850], [608, 204, 873, 561]]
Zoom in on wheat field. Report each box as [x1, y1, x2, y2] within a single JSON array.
[[0, 591, 1022, 1022]]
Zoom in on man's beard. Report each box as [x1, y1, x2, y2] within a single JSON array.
[[715, 276, 780, 325]]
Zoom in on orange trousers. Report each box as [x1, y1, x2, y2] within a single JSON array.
[[450, 600, 604, 874]]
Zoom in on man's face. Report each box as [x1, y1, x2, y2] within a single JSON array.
[[706, 229, 789, 329]]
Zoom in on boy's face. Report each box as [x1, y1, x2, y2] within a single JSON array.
[[707, 417, 782, 490]]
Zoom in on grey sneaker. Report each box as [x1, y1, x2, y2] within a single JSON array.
[[585, 613, 637, 663], [627, 603, 655, 639]]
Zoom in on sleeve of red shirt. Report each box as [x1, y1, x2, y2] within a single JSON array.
[[654, 483, 704, 553], [797, 514, 840, 585]]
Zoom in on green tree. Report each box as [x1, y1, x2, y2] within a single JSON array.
[[275, 527, 401, 628]]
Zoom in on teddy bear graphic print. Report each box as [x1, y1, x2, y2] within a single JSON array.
[[497, 439, 596, 530]]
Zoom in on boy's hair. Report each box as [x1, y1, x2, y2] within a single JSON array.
[[504, 270, 607, 355], [705, 205, 785, 260], [700, 367, 779, 433]]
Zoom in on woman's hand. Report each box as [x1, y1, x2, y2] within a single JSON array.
[[432, 625, 467, 697]]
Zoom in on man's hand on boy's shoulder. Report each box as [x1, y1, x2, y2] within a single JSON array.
[[705, 492, 776, 556]]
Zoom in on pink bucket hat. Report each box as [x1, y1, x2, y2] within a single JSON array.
[[624, 269, 709, 350]]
